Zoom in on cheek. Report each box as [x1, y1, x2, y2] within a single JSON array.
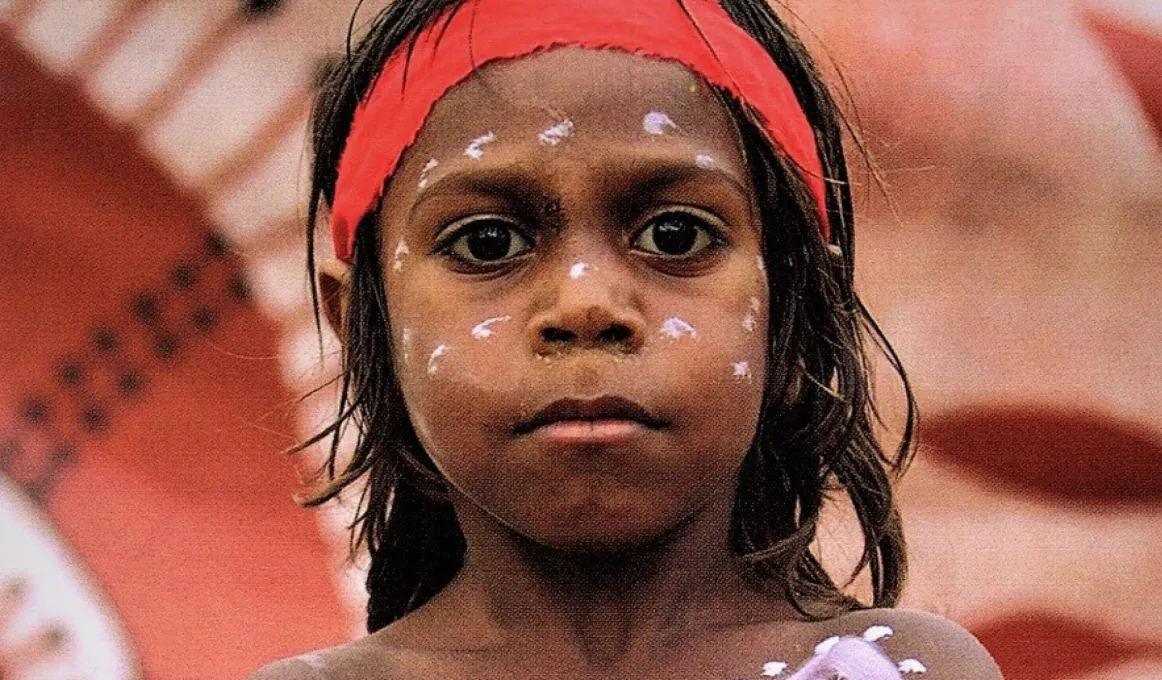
[[390, 305, 525, 464]]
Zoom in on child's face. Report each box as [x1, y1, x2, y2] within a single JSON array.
[[377, 47, 768, 550]]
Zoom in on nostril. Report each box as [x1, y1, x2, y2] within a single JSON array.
[[598, 324, 632, 344], [542, 327, 576, 344]]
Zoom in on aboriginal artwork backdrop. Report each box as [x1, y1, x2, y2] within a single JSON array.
[[0, 1, 1159, 679]]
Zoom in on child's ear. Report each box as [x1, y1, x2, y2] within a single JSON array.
[[317, 259, 353, 344]]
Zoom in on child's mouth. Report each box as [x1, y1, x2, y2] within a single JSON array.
[[533, 418, 650, 444]]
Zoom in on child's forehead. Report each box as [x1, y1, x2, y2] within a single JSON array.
[[406, 47, 738, 156]]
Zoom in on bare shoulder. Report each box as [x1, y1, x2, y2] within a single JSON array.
[[246, 636, 410, 680], [816, 608, 1004, 680]]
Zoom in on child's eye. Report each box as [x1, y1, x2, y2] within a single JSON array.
[[631, 209, 724, 258], [437, 216, 533, 265]]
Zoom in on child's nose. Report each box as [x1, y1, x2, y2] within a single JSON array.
[[527, 273, 646, 357]]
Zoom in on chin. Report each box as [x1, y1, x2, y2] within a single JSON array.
[[520, 507, 689, 555]]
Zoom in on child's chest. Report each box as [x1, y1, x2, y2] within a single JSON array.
[[375, 626, 829, 680]]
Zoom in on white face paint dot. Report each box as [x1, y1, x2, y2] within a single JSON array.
[[427, 344, 450, 376], [569, 262, 589, 280], [392, 239, 411, 273], [760, 661, 788, 677], [695, 154, 715, 169], [417, 158, 439, 189], [643, 111, 678, 135], [741, 313, 757, 333], [898, 659, 927, 675], [862, 625, 894, 642], [732, 361, 751, 381], [814, 636, 840, 656], [538, 119, 575, 146], [464, 132, 497, 159], [756, 255, 766, 273], [471, 316, 512, 339], [660, 317, 697, 339]]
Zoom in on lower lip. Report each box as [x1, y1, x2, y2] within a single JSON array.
[[534, 419, 650, 444]]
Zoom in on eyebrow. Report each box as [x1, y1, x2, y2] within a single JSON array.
[[409, 169, 545, 223], [408, 155, 753, 223]]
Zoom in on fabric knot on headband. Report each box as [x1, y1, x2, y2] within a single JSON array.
[[329, 0, 830, 264]]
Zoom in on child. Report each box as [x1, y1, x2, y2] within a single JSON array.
[[252, 0, 1002, 678]]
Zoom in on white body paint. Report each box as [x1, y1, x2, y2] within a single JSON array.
[[862, 625, 894, 642], [732, 361, 751, 381], [392, 239, 410, 273], [569, 262, 589, 280], [538, 119, 575, 146], [642, 111, 678, 135], [695, 153, 715, 169], [760, 660, 788, 677], [401, 328, 413, 364], [898, 659, 927, 675], [427, 344, 450, 375], [742, 313, 757, 332], [659, 317, 698, 339], [464, 132, 497, 159], [471, 316, 513, 339], [814, 635, 840, 656], [417, 158, 439, 189]]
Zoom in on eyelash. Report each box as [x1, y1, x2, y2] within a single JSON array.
[[432, 208, 729, 269]]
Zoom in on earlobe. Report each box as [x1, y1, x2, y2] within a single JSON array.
[[317, 259, 353, 343]]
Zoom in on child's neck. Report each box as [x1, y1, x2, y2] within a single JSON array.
[[433, 490, 790, 667]]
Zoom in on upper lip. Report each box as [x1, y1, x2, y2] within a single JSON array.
[[513, 395, 668, 435]]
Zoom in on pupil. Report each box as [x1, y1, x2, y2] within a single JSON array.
[[653, 216, 697, 255], [466, 223, 512, 261]]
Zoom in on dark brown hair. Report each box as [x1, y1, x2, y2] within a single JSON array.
[[296, 0, 917, 633]]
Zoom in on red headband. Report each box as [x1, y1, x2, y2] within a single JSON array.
[[330, 0, 829, 263]]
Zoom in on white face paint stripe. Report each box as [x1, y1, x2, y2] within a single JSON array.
[[538, 119, 575, 146], [750, 296, 761, 313], [862, 625, 894, 642], [756, 255, 766, 273], [659, 317, 697, 339], [464, 132, 497, 159], [417, 158, 439, 189], [742, 313, 757, 332], [569, 262, 589, 280], [760, 661, 788, 677], [427, 344, 449, 375], [471, 316, 513, 339], [814, 636, 840, 656], [401, 328, 413, 364], [642, 111, 678, 135], [392, 239, 410, 273], [898, 659, 927, 675], [732, 361, 752, 381], [695, 153, 715, 169]]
